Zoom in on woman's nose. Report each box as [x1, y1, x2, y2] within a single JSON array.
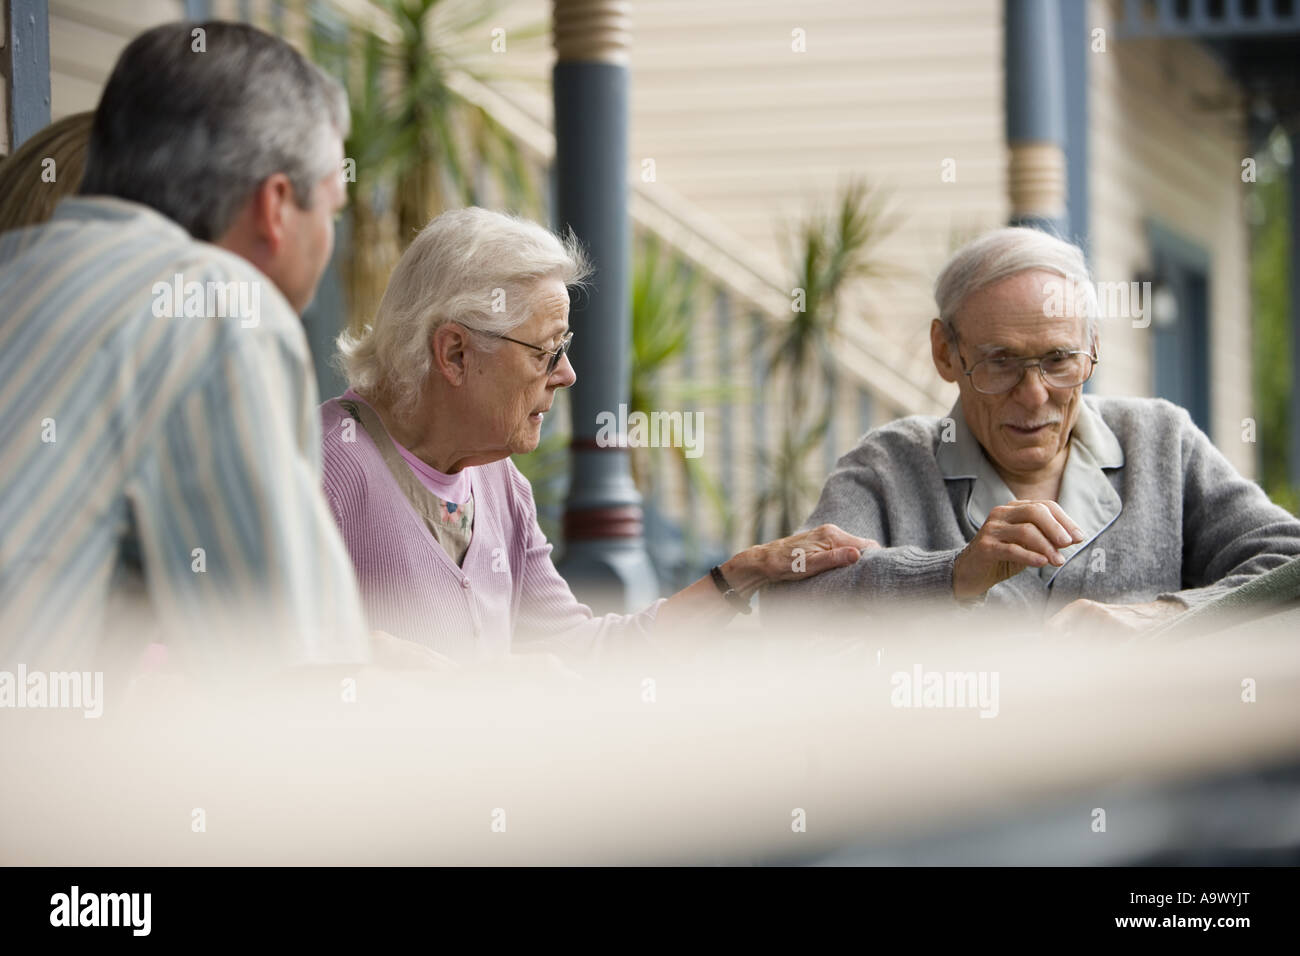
[[552, 350, 577, 387]]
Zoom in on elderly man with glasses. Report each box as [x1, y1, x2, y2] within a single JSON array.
[[764, 227, 1300, 633]]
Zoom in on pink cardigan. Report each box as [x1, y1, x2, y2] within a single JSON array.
[[320, 397, 661, 660]]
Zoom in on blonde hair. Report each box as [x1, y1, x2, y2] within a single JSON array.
[[0, 112, 93, 232], [337, 207, 590, 415]]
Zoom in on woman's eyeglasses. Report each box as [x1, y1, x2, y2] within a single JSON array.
[[496, 330, 574, 375]]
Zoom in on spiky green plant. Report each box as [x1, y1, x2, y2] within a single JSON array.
[[630, 234, 740, 550], [310, 0, 544, 333], [756, 179, 898, 539]]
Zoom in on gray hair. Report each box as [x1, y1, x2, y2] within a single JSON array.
[[79, 21, 348, 241], [934, 227, 1097, 344], [337, 207, 591, 414]]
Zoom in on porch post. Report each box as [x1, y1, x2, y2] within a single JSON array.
[[2, 0, 51, 153], [1005, 0, 1069, 236], [552, 0, 658, 611]]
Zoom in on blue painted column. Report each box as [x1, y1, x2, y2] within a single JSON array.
[[1004, 0, 1069, 236], [552, 0, 659, 612], [4, 0, 51, 151]]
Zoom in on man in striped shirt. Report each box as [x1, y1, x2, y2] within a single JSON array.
[[0, 22, 369, 676]]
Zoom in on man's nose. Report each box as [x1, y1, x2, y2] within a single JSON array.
[[1010, 364, 1050, 405]]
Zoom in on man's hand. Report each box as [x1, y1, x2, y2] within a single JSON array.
[[1048, 598, 1185, 637], [953, 500, 1085, 600]]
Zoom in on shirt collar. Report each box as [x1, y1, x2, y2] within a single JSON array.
[[937, 397, 1125, 583], [50, 195, 190, 240]]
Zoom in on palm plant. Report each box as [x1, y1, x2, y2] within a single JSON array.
[[630, 234, 740, 551], [1250, 129, 1299, 515], [753, 410, 832, 544], [755, 179, 898, 541], [311, 0, 545, 333]]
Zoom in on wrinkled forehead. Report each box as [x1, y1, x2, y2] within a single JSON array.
[[534, 279, 571, 322], [952, 270, 1091, 354], [512, 278, 571, 337]]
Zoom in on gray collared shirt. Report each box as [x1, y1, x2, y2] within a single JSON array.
[[935, 401, 1124, 584], [762, 395, 1300, 620]]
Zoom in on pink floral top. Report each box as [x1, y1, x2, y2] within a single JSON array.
[[341, 390, 474, 566]]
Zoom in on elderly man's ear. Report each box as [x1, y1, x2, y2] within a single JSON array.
[[431, 323, 470, 386], [930, 318, 961, 384]]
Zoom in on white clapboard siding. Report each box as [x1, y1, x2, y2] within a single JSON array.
[[1087, 0, 1252, 475], [49, 0, 185, 118], [463, 0, 1000, 412]]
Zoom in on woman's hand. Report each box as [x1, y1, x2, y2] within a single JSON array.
[[369, 629, 461, 671], [720, 524, 879, 594]]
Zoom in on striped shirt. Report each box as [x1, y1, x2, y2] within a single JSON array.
[[0, 197, 370, 673]]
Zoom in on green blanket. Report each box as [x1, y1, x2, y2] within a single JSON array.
[[1155, 554, 1300, 638]]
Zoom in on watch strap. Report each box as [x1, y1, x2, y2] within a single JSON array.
[[709, 565, 753, 615]]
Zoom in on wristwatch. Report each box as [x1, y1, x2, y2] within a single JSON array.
[[709, 565, 753, 614]]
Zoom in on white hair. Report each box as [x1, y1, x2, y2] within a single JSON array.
[[934, 227, 1097, 344], [337, 207, 590, 414]]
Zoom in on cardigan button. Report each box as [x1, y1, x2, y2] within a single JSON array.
[[460, 578, 470, 589]]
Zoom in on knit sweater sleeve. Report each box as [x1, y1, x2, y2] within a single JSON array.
[[761, 425, 964, 626], [319, 405, 364, 535], [504, 460, 663, 660], [1159, 403, 1300, 610]]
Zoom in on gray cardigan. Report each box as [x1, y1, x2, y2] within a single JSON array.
[[763, 396, 1300, 620]]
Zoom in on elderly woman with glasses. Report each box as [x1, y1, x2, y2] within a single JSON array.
[[321, 207, 873, 660], [764, 226, 1300, 634]]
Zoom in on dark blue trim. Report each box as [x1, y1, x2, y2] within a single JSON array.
[[1148, 219, 1212, 272], [552, 62, 630, 449], [1147, 219, 1212, 437], [1060, 0, 1090, 262], [1005, 0, 1069, 237], [6, 0, 51, 151], [1119, 0, 1300, 37], [1005, 0, 1066, 144], [553, 59, 657, 605]]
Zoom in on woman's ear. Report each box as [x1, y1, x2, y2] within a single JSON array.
[[431, 323, 469, 386], [930, 318, 960, 384]]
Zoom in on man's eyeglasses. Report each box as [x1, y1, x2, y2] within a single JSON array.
[[496, 330, 574, 375], [945, 325, 1098, 395]]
